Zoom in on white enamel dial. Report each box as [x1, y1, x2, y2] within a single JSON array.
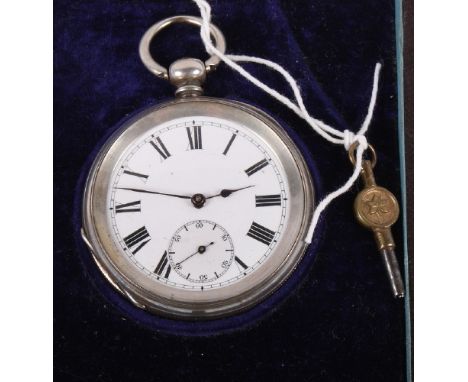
[[83, 98, 314, 318], [108, 116, 288, 290]]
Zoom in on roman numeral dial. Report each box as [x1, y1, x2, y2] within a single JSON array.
[[245, 159, 269, 176], [109, 118, 290, 290], [186, 125, 202, 150], [234, 256, 248, 270], [115, 200, 141, 213], [123, 169, 148, 180], [222, 133, 237, 155], [154, 251, 171, 279], [150, 136, 171, 160], [247, 222, 276, 246], [123, 226, 151, 254], [255, 194, 282, 207]]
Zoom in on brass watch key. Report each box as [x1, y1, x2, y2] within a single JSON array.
[[349, 143, 405, 298]]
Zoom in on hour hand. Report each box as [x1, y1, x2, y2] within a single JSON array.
[[206, 185, 255, 199], [116, 187, 191, 199]]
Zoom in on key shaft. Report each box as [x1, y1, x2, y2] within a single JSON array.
[[380, 248, 405, 298]]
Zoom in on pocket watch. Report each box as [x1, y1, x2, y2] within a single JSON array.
[[81, 16, 315, 319]]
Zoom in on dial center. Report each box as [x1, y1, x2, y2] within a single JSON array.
[[191, 193, 206, 208]]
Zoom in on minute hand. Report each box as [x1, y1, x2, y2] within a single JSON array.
[[116, 187, 191, 199]]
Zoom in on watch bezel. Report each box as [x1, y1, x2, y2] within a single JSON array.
[[82, 97, 314, 319]]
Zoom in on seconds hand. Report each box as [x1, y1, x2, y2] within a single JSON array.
[[176, 242, 215, 266]]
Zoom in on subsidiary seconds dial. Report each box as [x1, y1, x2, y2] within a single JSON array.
[[167, 220, 235, 284]]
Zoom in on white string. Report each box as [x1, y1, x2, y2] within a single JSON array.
[[193, 0, 381, 244]]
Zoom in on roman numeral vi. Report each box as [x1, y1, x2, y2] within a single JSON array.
[[234, 256, 248, 270]]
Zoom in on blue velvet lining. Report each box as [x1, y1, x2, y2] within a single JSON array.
[[55, 0, 406, 380]]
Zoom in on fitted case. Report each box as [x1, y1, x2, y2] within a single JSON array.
[[54, 1, 411, 380]]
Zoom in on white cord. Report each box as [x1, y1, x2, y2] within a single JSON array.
[[193, 0, 381, 244]]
